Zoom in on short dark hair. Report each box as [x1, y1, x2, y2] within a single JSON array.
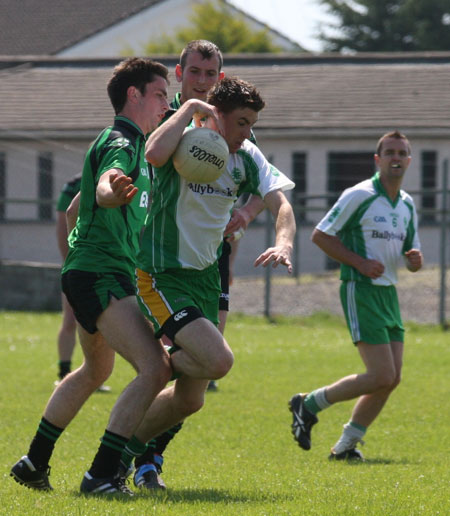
[[107, 57, 169, 114], [180, 40, 223, 71], [206, 77, 265, 114], [376, 130, 411, 156]]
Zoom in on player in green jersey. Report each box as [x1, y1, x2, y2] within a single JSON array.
[[11, 57, 172, 496], [121, 41, 266, 491], [289, 131, 423, 461], [124, 76, 295, 488]]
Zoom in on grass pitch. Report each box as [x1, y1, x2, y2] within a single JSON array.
[[1, 311, 449, 515]]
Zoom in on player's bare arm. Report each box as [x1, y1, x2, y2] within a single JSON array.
[[66, 192, 80, 234], [311, 228, 385, 279], [225, 195, 266, 236], [405, 248, 423, 272], [96, 169, 138, 208], [57, 210, 70, 258], [146, 99, 222, 167], [254, 190, 295, 273]]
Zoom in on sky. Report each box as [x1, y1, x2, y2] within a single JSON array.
[[228, 0, 338, 52]]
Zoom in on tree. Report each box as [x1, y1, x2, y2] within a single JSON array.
[[319, 0, 450, 52], [138, 0, 297, 54]]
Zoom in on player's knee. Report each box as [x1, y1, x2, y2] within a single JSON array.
[[371, 369, 396, 391], [79, 361, 112, 389], [208, 348, 234, 379], [389, 371, 402, 391], [139, 357, 172, 390]]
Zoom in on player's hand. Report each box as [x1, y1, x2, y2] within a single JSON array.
[[224, 207, 251, 237], [109, 173, 138, 204], [190, 101, 225, 137], [405, 249, 423, 272], [357, 259, 385, 279], [225, 228, 245, 243], [254, 245, 293, 274]]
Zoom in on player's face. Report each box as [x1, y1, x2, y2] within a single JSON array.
[[139, 76, 169, 133], [220, 107, 259, 154], [375, 137, 411, 180], [176, 52, 224, 103]]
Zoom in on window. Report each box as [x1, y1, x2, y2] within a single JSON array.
[[292, 152, 307, 221], [326, 152, 374, 269], [0, 153, 5, 220], [38, 152, 53, 220], [421, 151, 437, 224], [327, 152, 375, 207]]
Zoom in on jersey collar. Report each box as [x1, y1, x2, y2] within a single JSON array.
[[114, 116, 144, 137], [372, 171, 400, 208], [171, 92, 182, 110]]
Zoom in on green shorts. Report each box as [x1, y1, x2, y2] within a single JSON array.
[[136, 263, 220, 340], [340, 281, 404, 345]]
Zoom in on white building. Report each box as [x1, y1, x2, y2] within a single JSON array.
[[0, 0, 447, 276], [1, 53, 448, 275]]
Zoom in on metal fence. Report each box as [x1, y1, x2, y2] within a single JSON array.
[[1, 162, 449, 327], [262, 160, 450, 329]]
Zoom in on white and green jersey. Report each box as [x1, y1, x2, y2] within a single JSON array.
[[317, 172, 420, 286], [138, 138, 294, 273]]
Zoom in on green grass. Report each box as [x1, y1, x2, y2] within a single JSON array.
[[1, 311, 449, 515]]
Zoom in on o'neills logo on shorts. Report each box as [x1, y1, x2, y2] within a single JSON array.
[[188, 145, 225, 170]]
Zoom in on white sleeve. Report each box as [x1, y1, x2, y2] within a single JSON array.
[[248, 145, 295, 197], [316, 188, 368, 236]]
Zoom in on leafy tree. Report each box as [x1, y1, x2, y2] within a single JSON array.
[[138, 0, 297, 54], [319, 0, 450, 52]]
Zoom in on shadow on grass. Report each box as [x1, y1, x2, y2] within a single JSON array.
[[331, 457, 413, 466], [363, 457, 413, 465], [151, 487, 291, 503], [75, 487, 291, 504]]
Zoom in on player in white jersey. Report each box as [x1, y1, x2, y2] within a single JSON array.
[[119, 42, 267, 492], [289, 131, 423, 460], [127, 77, 295, 476]]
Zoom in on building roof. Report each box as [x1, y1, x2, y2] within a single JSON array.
[[2, 53, 450, 138], [0, 0, 300, 56], [0, 0, 161, 55]]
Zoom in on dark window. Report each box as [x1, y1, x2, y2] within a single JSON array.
[[327, 152, 375, 207], [326, 152, 374, 269], [38, 152, 53, 220], [292, 152, 307, 222], [0, 153, 5, 220], [421, 151, 437, 224]]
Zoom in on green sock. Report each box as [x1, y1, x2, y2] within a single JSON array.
[[349, 421, 367, 434], [304, 387, 331, 414], [120, 435, 148, 470], [304, 393, 321, 414]]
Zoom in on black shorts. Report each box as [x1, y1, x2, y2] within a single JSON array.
[[61, 270, 136, 334], [218, 239, 231, 311]]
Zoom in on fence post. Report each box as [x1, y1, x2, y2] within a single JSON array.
[[439, 159, 448, 329], [264, 209, 272, 320], [293, 209, 301, 283]]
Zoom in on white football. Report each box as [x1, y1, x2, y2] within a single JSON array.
[[172, 127, 229, 184]]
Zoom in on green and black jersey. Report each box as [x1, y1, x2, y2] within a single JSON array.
[[63, 116, 151, 279], [56, 174, 82, 212]]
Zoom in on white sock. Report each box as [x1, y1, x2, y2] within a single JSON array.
[[314, 387, 332, 410]]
